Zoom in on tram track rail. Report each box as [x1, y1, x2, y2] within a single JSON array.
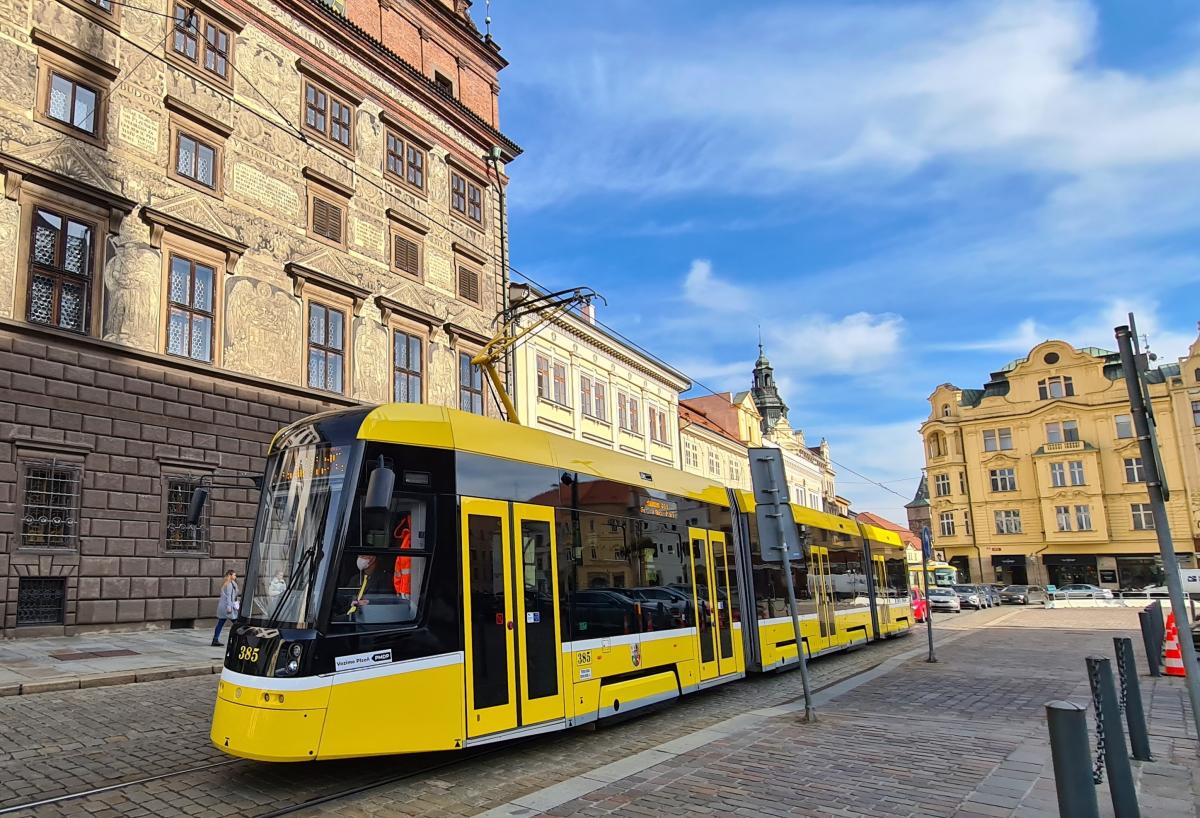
[[0, 739, 533, 818]]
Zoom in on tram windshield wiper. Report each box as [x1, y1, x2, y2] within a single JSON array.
[[266, 544, 321, 629]]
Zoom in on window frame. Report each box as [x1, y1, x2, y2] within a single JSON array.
[[163, 251, 219, 365], [1075, 504, 1092, 531], [34, 36, 117, 148], [383, 126, 428, 195], [305, 299, 348, 395], [993, 509, 1022, 535], [988, 468, 1017, 492], [304, 171, 352, 251], [17, 456, 83, 551], [617, 390, 642, 435], [60, 0, 122, 32], [648, 404, 670, 445], [1131, 503, 1155, 531], [1114, 414, 1133, 439], [1045, 420, 1079, 444], [1192, 400, 1200, 427], [456, 263, 483, 306], [933, 473, 950, 497], [1124, 457, 1145, 483], [448, 164, 486, 228], [388, 223, 423, 282], [458, 349, 485, 415], [1055, 505, 1072, 532], [299, 72, 358, 157], [161, 471, 211, 554], [1050, 462, 1066, 488], [23, 203, 101, 337], [166, 1, 237, 88], [390, 325, 425, 404], [939, 511, 955, 537], [1038, 375, 1075, 400]]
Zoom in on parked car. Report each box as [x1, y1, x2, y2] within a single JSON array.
[[911, 587, 928, 623], [952, 584, 989, 610], [1057, 583, 1115, 600], [927, 587, 961, 613], [999, 585, 1047, 605]]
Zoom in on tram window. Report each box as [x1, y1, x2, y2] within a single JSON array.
[[828, 536, 866, 606]]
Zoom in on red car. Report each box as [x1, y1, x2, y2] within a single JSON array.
[[911, 587, 928, 623]]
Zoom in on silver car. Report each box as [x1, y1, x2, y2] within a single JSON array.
[[927, 587, 961, 612], [952, 584, 988, 609], [1057, 583, 1114, 600]]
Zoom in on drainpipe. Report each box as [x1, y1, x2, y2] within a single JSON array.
[[960, 438, 985, 584]]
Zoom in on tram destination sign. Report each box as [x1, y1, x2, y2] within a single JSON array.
[[748, 447, 802, 562]]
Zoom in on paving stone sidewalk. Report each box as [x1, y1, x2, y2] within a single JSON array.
[[0, 626, 224, 694], [477, 610, 1200, 818]]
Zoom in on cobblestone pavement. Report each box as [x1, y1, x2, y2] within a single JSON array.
[[476, 608, 1200, 818], [1, 610, 988, 817], [6, 606, 1196, 818]]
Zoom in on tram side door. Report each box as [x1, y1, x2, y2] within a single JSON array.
[[460, 498, 565, 740], [688, 528, 719, 682], [810, 545, 838, 652], [872, 555, 891, 635], [709, 531, 737, 676]]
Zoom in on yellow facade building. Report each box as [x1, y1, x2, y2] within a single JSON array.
[[921, 334, 1200, 590], [513, 305, 689, 467]]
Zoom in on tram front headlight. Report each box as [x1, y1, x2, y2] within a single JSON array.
[[274, 642, 305, 677]]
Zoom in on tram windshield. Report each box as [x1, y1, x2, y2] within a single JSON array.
[[244, 442, 353, 627]]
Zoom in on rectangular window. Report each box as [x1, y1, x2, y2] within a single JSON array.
[[535, 353, 550, 400], [989, 468, 1016, 492], [1192, 401, 1200, 427], [1050, 462, 1066, 487], [1068, 460, 1085, 486], [165, 476, 208, 552], [939, 511, 955, 537], [303, 80, 354, 151], [649, 406, 669, 444], [450, 171, 483, 225], [1124, 457, 1145, 483], [391, 231, 420, 279], [174, 131, 218, 189], [1115, 414, 1133, 439], [46, 70, 98, 135], [434, 71, 454, 96], [1055, 505, 1072, 532], [592, 380, 607, 421], [392, 329, 422, 403], [1045, 420, 1079, 443], [172, 4, 198, 62], [166, 255, 215, 363], [617, 392, 627, 430], [1131, 503, 1155, 531], [994, 510, 1022, 535], [963, 510, 972, 535], [1038, 376, 1074, 400], [385, 131, 426, 192], [307, 302, 344, 393], [457, 266, 481, 304], [552, 361, 567, 405], [934, 474, 950, 497], [982, 427, 1013, 451], [171, 5, 232, 82], [959, 471, 967, 495], [16, 577, 66, 626], [707, 450, 719, 476], [683, 439, 699, 469], [580, 374, 593, 417], [628, 395, 641, 434], [20, 460, 81, 548], [310, 194, 345, 246], [459, 351, 484, 414], [1075, 504, 1092, 531], [26, 207, 95, 334]]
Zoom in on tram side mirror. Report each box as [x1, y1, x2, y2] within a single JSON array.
[[186, 487, 210, 526], [364, 462, 395, 511]]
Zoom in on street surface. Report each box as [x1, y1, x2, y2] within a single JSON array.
[[1, 607, 1195, 817]]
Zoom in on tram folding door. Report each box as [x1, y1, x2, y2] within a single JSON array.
[[872, 555, 892, 636], [460, 498, 565, 739], [687, 528, 737, 681], [809, 545, 838, 653]]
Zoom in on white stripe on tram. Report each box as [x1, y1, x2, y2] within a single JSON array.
[[219, 650, 465, 693]]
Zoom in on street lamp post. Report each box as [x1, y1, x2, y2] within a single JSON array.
[[921, 526, 936, 663]]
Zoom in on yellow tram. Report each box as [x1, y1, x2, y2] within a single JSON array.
[[209, 404, 912, 761]]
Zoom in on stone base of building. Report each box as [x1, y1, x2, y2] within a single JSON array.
[[944, 543, 1198, 590], [0, 322, 350, 637]]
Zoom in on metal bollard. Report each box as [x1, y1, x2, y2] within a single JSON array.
[[1138, 608, 1161, 677], [1086, 656, 1140, 818], [1046, 701, 1100, 818], [1114, 637, 1153, 761]]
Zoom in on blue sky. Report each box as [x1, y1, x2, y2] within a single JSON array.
[[483, 0, 1200, 521]]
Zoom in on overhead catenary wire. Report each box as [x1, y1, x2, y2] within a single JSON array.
[[59, 0, 912, 504]]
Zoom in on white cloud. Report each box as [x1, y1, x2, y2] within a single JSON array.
[[765, 312, 905, 375], [682, 259, 751, 313], [820, 418, 928, 523]]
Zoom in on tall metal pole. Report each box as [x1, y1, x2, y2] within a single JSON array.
[[1115, 323, 1200, 742], [777, 542, 816, 722], [921, 526, 937, 663]]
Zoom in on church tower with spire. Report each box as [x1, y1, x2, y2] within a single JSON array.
[[750, 343, 789, 433]]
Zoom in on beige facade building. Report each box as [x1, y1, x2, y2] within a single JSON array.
[[921, 334, 1200, 590], [0, 0, 518, 633], [513, 305, 689, 468], [678, 392, 758, 491]]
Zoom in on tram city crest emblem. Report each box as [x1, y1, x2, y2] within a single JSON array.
[[630, 643, 641, 667]]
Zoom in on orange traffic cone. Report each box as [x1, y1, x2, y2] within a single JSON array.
[[1163, 612, 1186, 677]]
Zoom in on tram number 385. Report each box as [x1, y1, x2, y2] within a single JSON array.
[[238, 646, 261, 662], [575, 650, 592, 666]]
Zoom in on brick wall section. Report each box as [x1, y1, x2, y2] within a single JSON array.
[[0, 325, 351, 636]]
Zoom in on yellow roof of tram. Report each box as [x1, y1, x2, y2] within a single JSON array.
[[358, 403, 730, 506], [733, 489, 902, 545]]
